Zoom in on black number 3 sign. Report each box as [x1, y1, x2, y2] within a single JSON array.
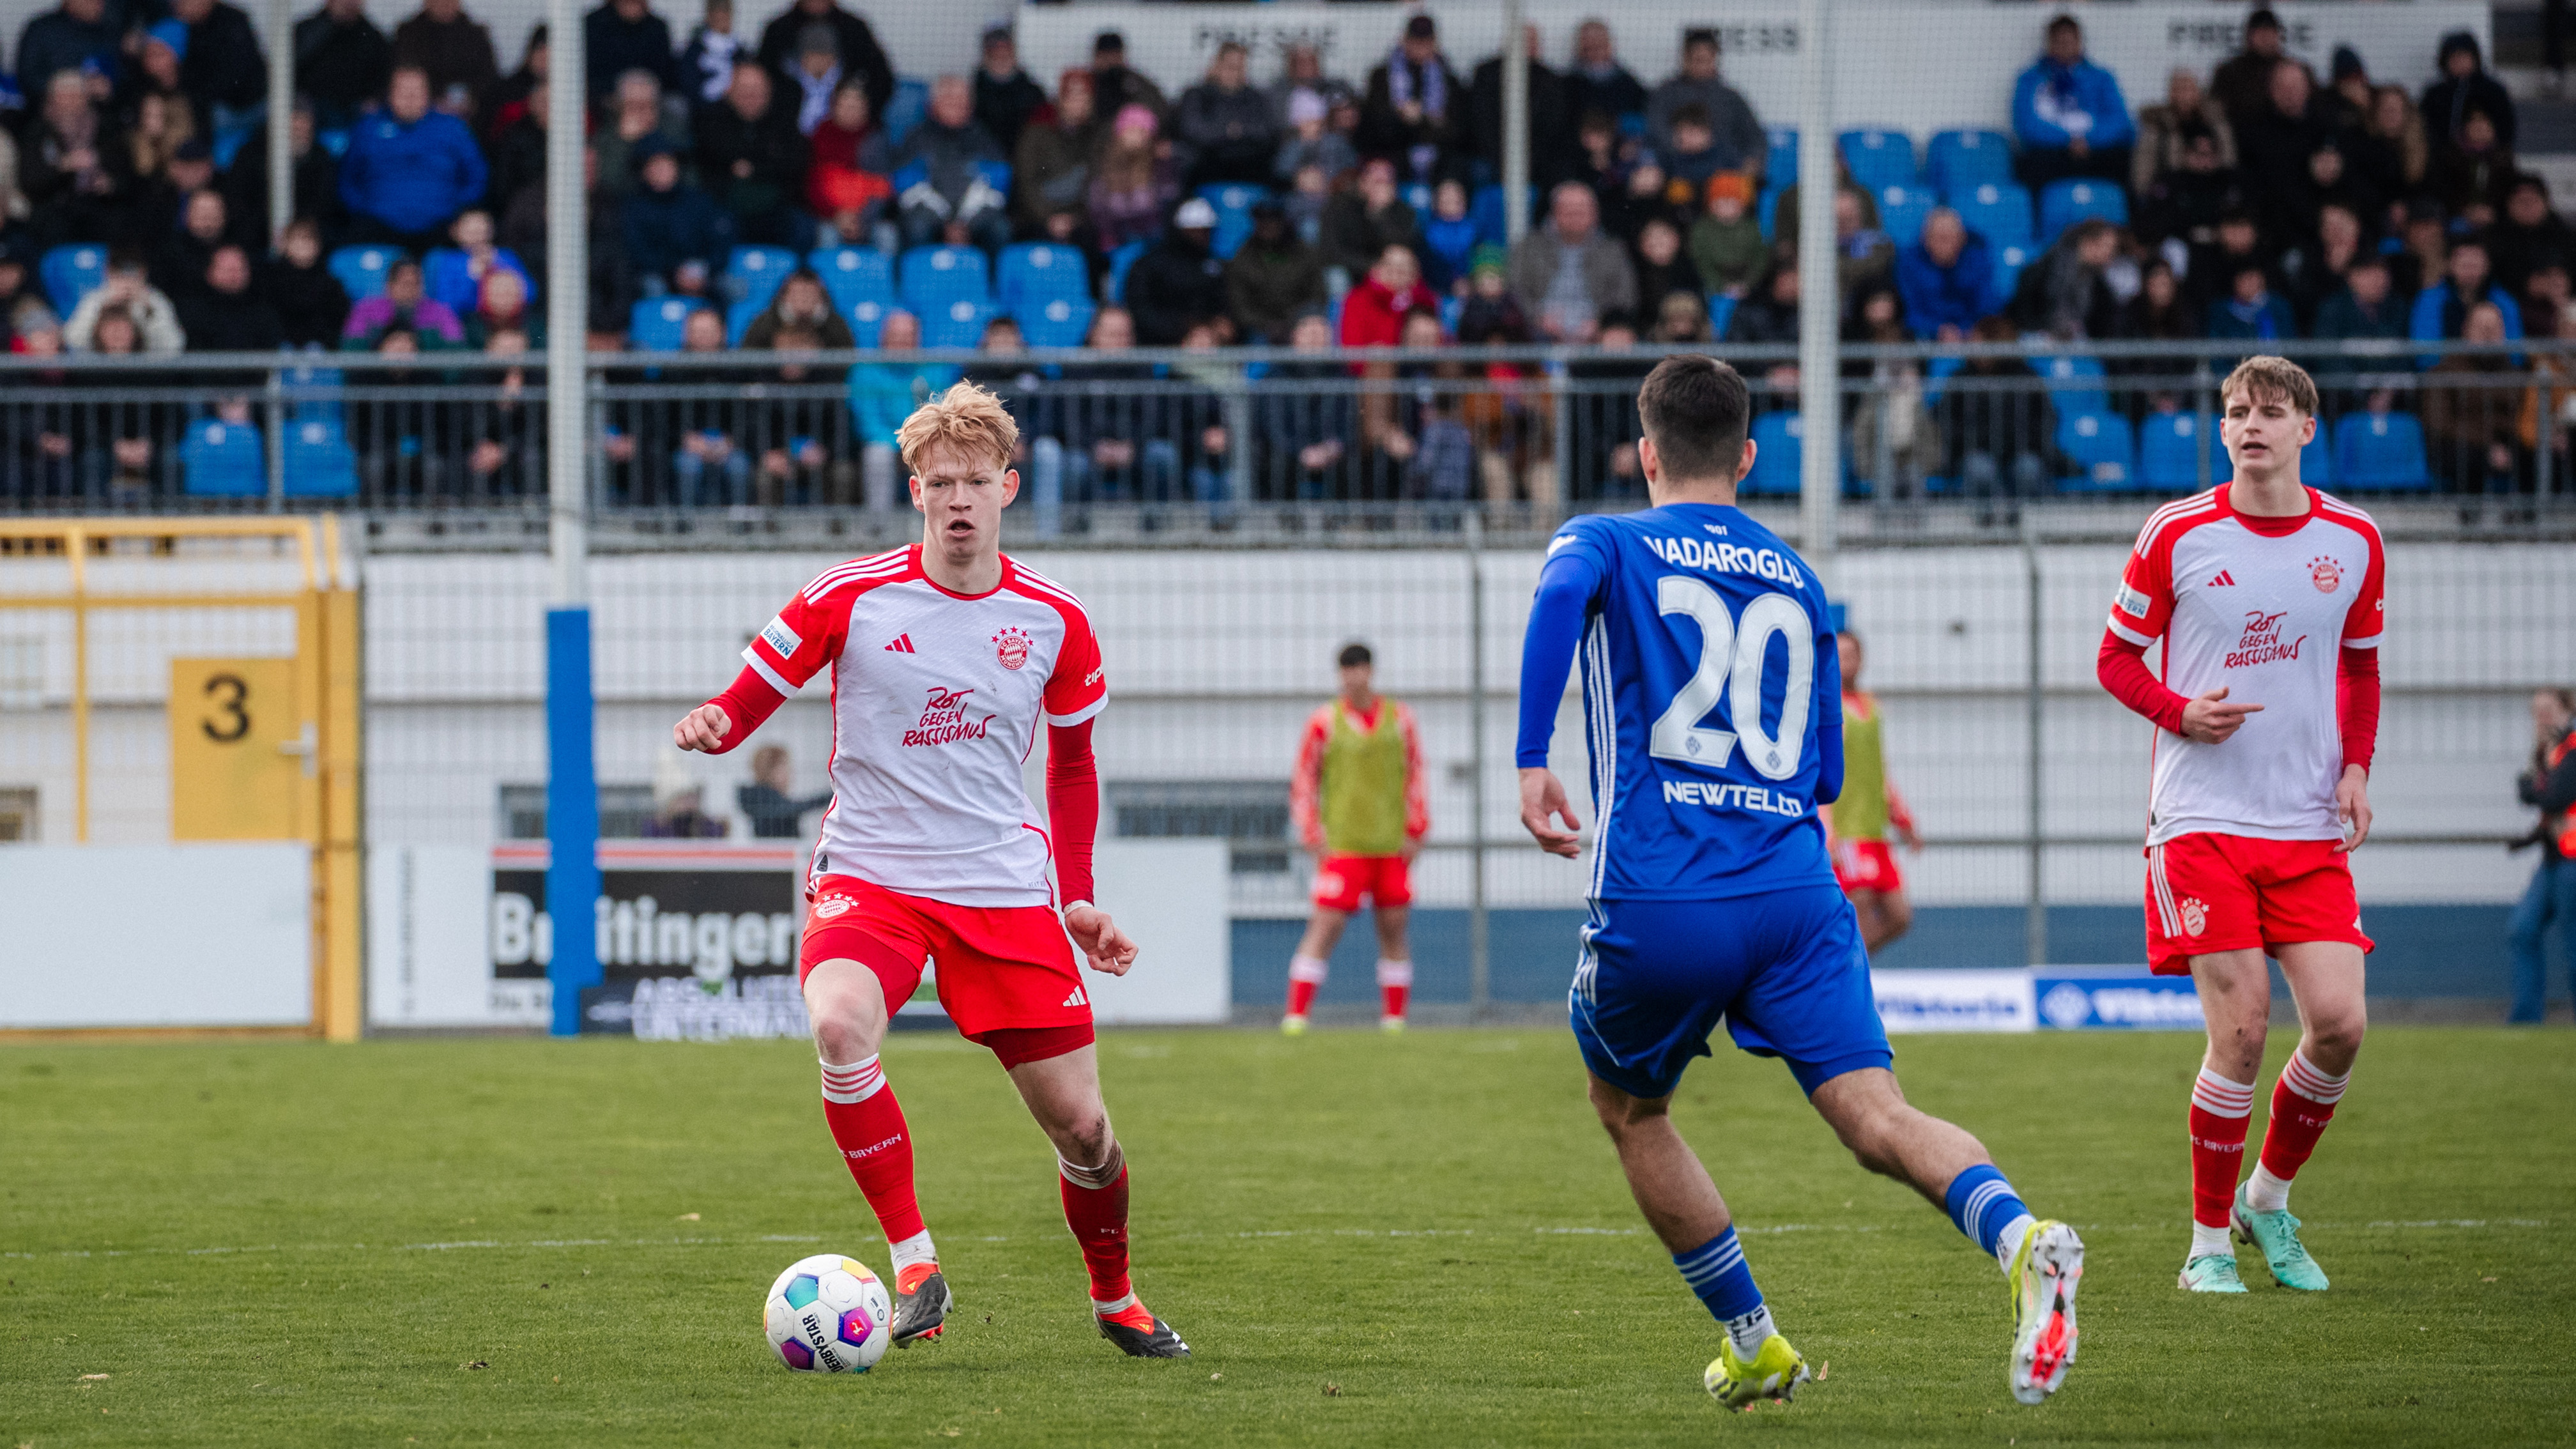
[[201, 671, 252, 743]]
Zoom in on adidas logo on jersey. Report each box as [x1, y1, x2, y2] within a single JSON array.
[[884, 634, 917, 653], [2207, 571, 2237, 587], [1062, 986, 1087, 1008]]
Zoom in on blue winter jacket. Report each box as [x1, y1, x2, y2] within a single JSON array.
[[2011, 57, 2135, 152], [2409, 280, 2526, 368], [339, 111, 489, 234], [1894, 235, 1993, 338], [848, 362, 961, 447]]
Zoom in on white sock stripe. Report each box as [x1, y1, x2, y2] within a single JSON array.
[[1287, 955, 1330, 985], [1375, 959, 1414, 986], [819, 1056, 886, 1105], [2192, 1068, 2257, 1117], [1961, 1179, 2012, 1229], [1677, 1241, 1746, 1284], [2281, 1052, 2350, 1105], [1092, 1292, 1138, 1315]]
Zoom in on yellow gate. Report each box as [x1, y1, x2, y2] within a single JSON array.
[[0, 518, 362, 1041]]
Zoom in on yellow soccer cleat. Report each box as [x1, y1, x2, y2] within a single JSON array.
[[1280, 1014, 1308, 1036], [2007, 1220, 2085, 1404], [1379, 1016, 1406, 1035], [1705, 1333, 1809, 1411]]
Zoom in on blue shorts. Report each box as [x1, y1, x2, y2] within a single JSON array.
[[1569, 885, 1892, 1100]]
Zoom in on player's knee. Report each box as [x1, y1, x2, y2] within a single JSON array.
[[1881, 894, 1913, 936], [2307, 1011, 2365, 1066], [1586, 1077, 1667, 1138], [806, 971, 887, 1061], [1055, 1111, 1114, 1167]]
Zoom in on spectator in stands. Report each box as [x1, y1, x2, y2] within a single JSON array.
[[424, 206, 528, 314], [2115, 257, 2199, 347], [341, 256, 461, 348], [460, 325, 536, 496], [2287, 144, 2377, 261], [1825, 188, 1896, 312], [1282, 160, 1330, 248], [1471, 24, 1572, 192], [1942, 315, 2062, 511], [696, 61, 806, 247], [482, 76, 549, 209], [1564, 19, 1646, 133], [2413, 238, 2524, 364], [224, 97, 342, 244], [1509, 180, 1636, 343], [2184, 210, 2268, 316], [1086, 31, 1166, 123], [2211, 8, 2297, 128], [25, 70, 135, 249], [17, 0, 122, 111], [2395, 202, 2448, 298], [1274, 89, 1355, 190], [1175, 41, 1276, 188], [1011, 70, 1095, 242], [462, 264, 537, 347], [1566, 312, 1651, 498], [2423, 300, 2522, 491], [340, 64, 487, 250], [745, 267, 854, 351], [754, 325, 850, 506], [972, 24, 1044, 155], [895, 74, 1008, 252], [2492, 175, 2574, 298], [2204, 259, 2294, 341], [2011, 14, 2134, 192], [782, 24, 845, 138], [66, 249, 183, 352], [597, 72, 691, 209], [1320, 155, 1420, 277], [166, 0, 266, 134], [1361, 14, 1463, 182], [1724, 259, 1800, 346], [151, 187, 233, 299], [583, 0, 674, 102], [2323, 45, 2374, 131], [82, 305, 168, 500], [178, 242, 282, 350], [1087, 102, 1176, 255], [265, 216, 351, 346], [1223, 199, 1324, 344], [621, 135, 728, 291], [1651, 290, 1713, 346], [2356, 83, 2428, 213], [1056, 303, 1174, 505], [2283, 200, 2366, 328], [2312, 251, 2407, 351], [1896, 207, 1991, 342], [1646, 27, 1763, 176], [2133, 68, 2235, 195], [2431, 109, 2516, 230], [1768, 164, 1874, 257], [2508, 688, 2576, 1023], [2011, 217, 2119, 340], [1257, 310, 1355, 500], [130, 20, 188, 113], [1266, 43, 1354, 135], [755, 0, 890, 121], [677, 0, 740, 109], [2237, 61, 2344, 241], [1419, 178, 1477, 292], [132, 131, 220, 259], [806, 79, 889, 240], [480, 24, 544, 142], [739, 746, 831, 838], [1339, 242, 1434, 349], [1630, 214, 1701, 318], [391, 0, 499, 114], [1689, 172, 1766, 300], [664, 304, 748, 504], [295, 0, 394, 131], [2423, 30, 2515, 152], [2137, 122, 2241, 255]]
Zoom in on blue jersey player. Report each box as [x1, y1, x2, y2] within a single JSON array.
[[1516, 356, 2085, 1411]]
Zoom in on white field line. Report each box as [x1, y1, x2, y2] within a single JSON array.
[[2, 1218, 2549, 1262]]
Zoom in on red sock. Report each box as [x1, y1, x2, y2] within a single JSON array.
[[1377, 958, 1411, 1021], [1285, 955, 1326, 1018], [820, 1058, 926, 1246], [1059, 1156, 1134, 1309], [2188, 1067, 2255, 1229], [2258, 1051, 2349, 1182]]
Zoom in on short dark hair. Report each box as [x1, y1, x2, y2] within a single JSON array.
[[1337, 642, 1373, 669], [2046, 13, 2082, 36], [1682, 27, 1719, 54], [1636, 355, 1751, 484]]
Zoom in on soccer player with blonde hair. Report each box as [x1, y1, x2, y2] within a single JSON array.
[[673, 381, 1190, 1358]]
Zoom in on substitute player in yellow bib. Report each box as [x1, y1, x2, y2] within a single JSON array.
[[1828, 627, 1921, 951], [1282, 642, 1430, 1033]]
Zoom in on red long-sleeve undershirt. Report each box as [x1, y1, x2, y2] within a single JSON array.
[[2095, 634, 2379, 772], [698, 663, 1102, 905]]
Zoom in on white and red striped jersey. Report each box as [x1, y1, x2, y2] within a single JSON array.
[[2106, 486, 2384, 847], [743, 546, 1107, 907]]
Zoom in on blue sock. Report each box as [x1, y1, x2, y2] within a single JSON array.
[[1673, 1227, 1763, 1323], [1945, 1165, 2031, 1257]]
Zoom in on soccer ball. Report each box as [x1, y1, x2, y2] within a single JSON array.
[[763, 1254, 893, 1372]]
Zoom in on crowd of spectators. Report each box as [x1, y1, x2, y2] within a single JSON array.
[[0, 0, 2557, 504]]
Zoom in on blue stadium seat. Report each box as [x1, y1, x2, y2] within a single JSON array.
[[2037, 179, 2128, 243], [2301, 429, 2332, 484], [724, 296, 764, 345], [725, 245, 799, 310], [2332, 411, 2431, 490], [284, 419, 358, 497], [629, 296, 701, 350], [1197, 183, 1269, 260], [1877, 185, 1936, 247], [847, 298, 891, 347], [180, 420, 264, 497], [997, 243, 1088, 310], [1706, 293, 1736, 337], [1991, 243, 2035, 303], [281, 361, 344, 422], [1468, 184, 1534, 244], [883, 77, 930, 148], [808, 247, 894, 312], [40, 244, 107, 314], [1105, 240, 1148, 303], [1926, 128, 2015, 194], [900, 245, 990, 310], [328, 245, 401, 302], [1402, 181, 1434, 217], [2055, 411, 2136, 491], [1764, 126, 1798, 188], [2035, 353, 2109, 413], [1742, 412, 1805, 495], [1019, 295, 1094, 348], [2136, 411, 2219, 491], [1952, 181, 2034, 248], [921, 297, 993, 349], [1838, 128, 1917, 193], [1758, 185, 1784, 243]]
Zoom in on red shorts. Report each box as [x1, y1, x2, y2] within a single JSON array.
[[1834, 839, 1905, 894], [800, 875, 1094, 1061], [1312, 853, 1412, 912], [2144, 832, 2373, 977]]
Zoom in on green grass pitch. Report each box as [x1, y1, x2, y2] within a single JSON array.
[[3, 1026, 2569, 1447]]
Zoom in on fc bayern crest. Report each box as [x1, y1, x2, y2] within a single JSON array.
[[2308, 555, 2343, 592], [2179, 897, 2208, 937], [992, 627, 1032, 670]]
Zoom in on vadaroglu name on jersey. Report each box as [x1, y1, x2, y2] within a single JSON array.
[[1661, 779, 1811, 816], [1643, 533, 1807, 587]]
